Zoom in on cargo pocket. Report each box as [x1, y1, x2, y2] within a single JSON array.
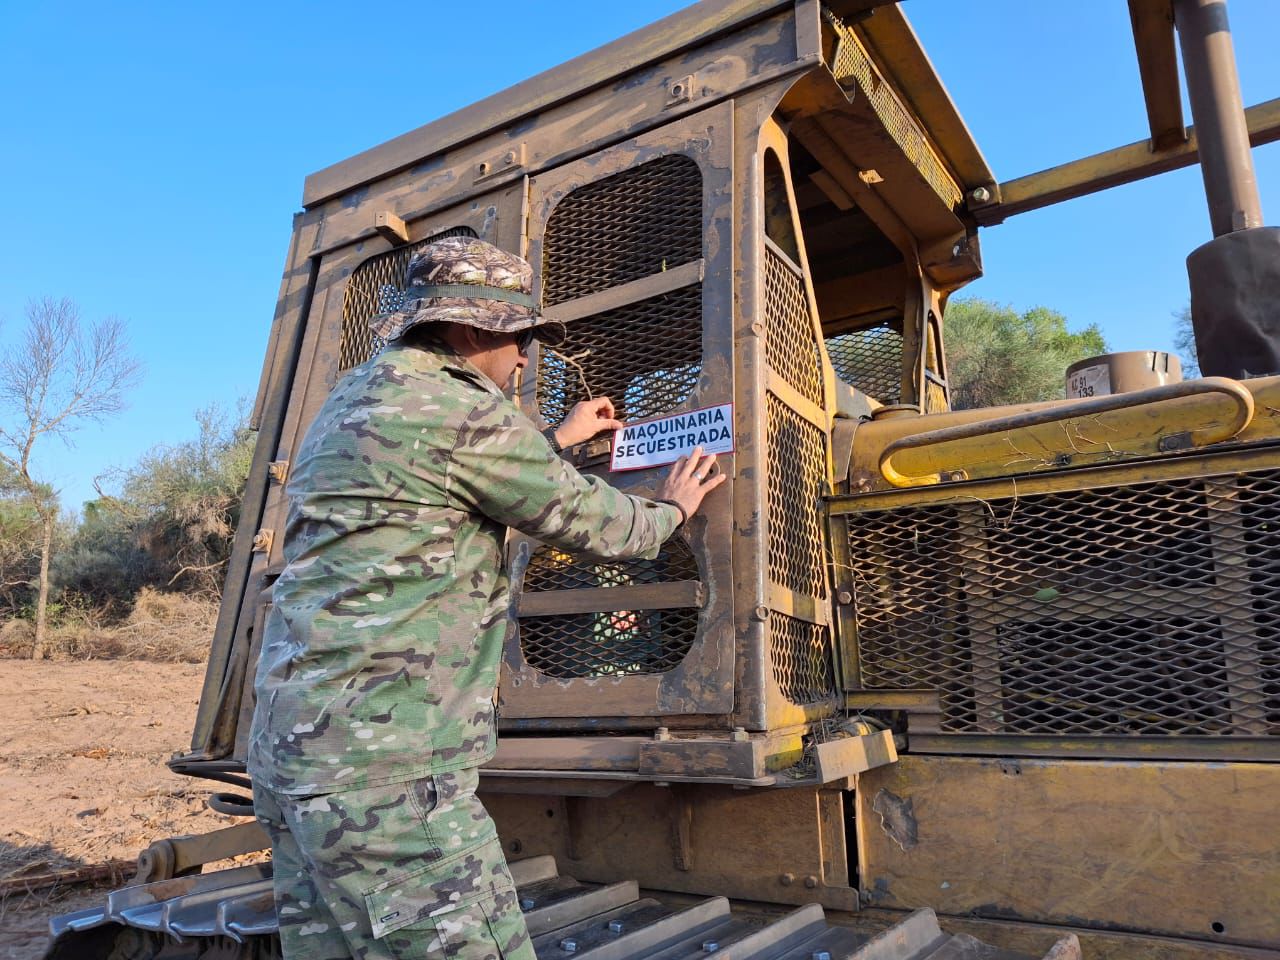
[[363, 835, 520, 960]]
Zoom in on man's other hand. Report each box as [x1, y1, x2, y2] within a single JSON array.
[[555, 397, 626, 448], [658, 446, 727, 522]]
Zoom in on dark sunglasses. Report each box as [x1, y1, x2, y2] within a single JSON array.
[[515, 328, 537, 353]]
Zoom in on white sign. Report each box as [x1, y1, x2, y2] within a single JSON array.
[[1067, 363, 1111, 399], [610, 403, 735, 472]]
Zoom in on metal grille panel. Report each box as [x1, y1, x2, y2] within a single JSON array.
[[845, 470, 1280, 736], [338, 227, 478, 371], [771, 612, 836, 704], [536, 285, 702, 424], [520, 609, 700, 679], [519, 541, 701, 680], [766, 396, 829, 600], [825, 10, 963, 210], [825, 324, 903, 403], [764, 250, 824, 408], [542, 155, 702, 305], [523, 540, 698, 593]]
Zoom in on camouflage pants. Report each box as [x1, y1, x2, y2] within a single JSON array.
[[253, 768, 534, 960]]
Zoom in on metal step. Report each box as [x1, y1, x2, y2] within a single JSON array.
[[42, 857, 1079, 960]]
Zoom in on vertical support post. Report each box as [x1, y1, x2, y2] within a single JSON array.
[[1174, 0, 1263, 236], [1176, 0, 1280, 380]]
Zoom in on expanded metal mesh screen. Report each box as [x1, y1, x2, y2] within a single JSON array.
[[766, 396, 829, 600], [519, 540, 701, 679], [523, 540, 699, 592], [825, 10, 963, 211], [536, 285, 702, 424], [762, 242, 835, 706], [764, 250, 824, 408], [338, 226, 478, 371], [521, 608, 701, 679], [845, 470, 1280, 736], [825, 324, 904, 403], [520, 154, 707, 691], [771, 612, 837, 705], [542, 154, 702, 305]]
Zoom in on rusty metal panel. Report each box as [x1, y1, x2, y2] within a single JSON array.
[[856, 755, 1280, 948]]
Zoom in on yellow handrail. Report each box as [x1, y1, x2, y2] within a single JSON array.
[[878, 377, 1256, 488]]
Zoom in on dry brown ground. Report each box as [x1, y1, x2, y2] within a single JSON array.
[[0, 660, 256, 960]]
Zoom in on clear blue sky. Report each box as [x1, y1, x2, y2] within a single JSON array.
[[2, 1, 1277, 512]]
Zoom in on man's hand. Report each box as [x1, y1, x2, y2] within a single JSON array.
[[657, 446, 727, 523], [555, 396, 625, 448]]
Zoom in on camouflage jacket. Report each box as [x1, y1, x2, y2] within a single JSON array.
[[248, 341, 680, 795]]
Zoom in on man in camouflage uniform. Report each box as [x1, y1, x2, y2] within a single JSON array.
[[249, 236, 724, 960]]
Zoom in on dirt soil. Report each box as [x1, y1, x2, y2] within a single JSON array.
[[0, 660, 257, 960]]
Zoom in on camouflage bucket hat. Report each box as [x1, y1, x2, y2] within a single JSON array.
[[370, 236, 565, 346]]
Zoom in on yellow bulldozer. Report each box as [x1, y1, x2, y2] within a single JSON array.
[[44, 1, 1280, 958]]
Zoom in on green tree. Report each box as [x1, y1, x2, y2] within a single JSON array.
[[70, 403, 255, 602], [944, 299, 1108, 410], [0, 462, 44, 618]]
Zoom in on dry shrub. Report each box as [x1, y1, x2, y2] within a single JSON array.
[[0, 589, 216, 662], [0, 617, 35, 657], [100, 588, 218, 662]]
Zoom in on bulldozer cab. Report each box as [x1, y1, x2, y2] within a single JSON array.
[[48, 2, 1280, 958], [194, 1, 990, 768]]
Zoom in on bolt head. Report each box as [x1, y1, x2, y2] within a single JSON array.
[[804, 875, 819, 889], [970, 186, 991, 204], [702, 941, 720, 952], [812, 952, 832, 960], [560, 938, 579, 953], [519, 898, 535, 911], [608, 920, 625, 934], [780, 872, 795, 886]]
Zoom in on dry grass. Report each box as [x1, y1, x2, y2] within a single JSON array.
[[0, 589, 216, 662]]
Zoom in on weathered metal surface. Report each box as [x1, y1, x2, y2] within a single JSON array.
[[485, 782, 858, 911], [857, 755, 1280, 947], [813, 730, 897, 782], [849, 909, 1272, 960]]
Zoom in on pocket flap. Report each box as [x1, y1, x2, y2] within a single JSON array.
[[364, 835, 504, 939]]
